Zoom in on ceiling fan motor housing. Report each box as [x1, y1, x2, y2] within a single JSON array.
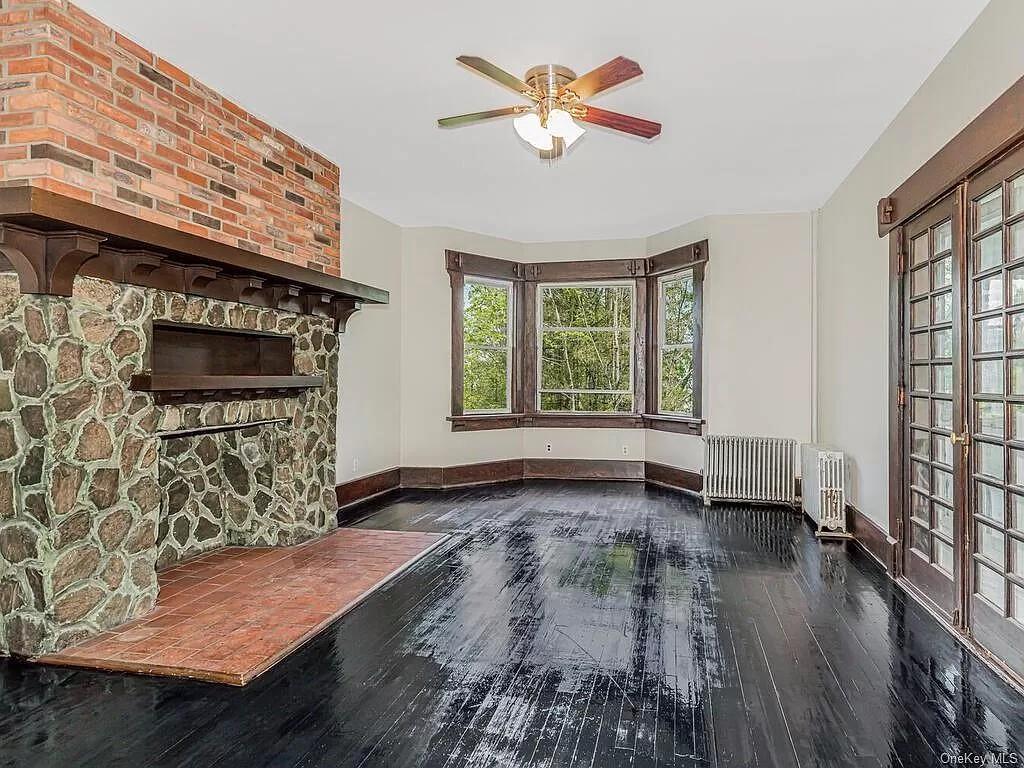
[[524, 65, 581, 124]]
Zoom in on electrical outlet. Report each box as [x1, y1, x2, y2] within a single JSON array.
[[546, 443, 552, 453], [622, 445, 629, 456]]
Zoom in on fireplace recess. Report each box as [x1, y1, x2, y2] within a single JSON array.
[[131, 320, 323, 403]]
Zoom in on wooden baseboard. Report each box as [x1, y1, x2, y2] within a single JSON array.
[[523, 458, 644, 481], [336, 458, 703, 508], [644, 461, 702, 494], [400, 460, 524, 490], [335, 467, 402, 511], [848, 503, 898, 573]]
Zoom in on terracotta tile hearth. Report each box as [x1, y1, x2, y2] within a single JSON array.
[[36, 529, 449, 685]]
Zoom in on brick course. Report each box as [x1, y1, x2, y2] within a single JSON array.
[[0, 1, 341, 275]]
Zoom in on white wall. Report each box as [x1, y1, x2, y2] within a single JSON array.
[[336, 2, 1023, 508], [386, 214, 813, 472], [400, 226, 525, 468], [397, 228, 657, 468], [817, 0, 1024, 529], [336, 200, 403, 482], [646, 213, 816, 470], [521, 237, 650, 465]]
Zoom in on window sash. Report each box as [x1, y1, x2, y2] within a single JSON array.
[[464, 276, 514, 415], [537, 281, 635, 413], [447, 244, 706, 432], [657, 270, 696, 416]]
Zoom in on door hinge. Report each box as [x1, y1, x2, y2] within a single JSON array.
[[897, 386, 906, 408], [892, 225, 909, 276]]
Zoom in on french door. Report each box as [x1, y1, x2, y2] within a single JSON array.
[[903, 192, 964, 622], [900, 151, 1024, 682], [962, 148, 1024, 677]]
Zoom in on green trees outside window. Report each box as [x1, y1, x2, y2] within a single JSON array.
[[659, 272, 696, 415], [463, 278, 512, 412], [539, 284, 634, 412], [448, 244, 705, 430]]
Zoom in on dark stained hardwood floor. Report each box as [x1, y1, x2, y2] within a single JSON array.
[[2, 480, 1022, 767]]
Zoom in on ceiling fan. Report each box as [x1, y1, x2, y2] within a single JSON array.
[[438, 55, 661, 160]]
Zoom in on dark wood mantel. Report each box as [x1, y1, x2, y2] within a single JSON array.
[[0, 186, 388, 331]]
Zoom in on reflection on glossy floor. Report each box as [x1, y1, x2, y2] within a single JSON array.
[[2, 481, 1023, 767]]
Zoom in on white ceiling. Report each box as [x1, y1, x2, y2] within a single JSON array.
[[79, 0, 987, 242]]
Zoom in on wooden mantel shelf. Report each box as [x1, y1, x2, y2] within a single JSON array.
[[0, 187, 388, 331]]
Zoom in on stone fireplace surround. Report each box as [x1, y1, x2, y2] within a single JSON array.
[[0, 0, 390, 660], [0, 272, 341, 657]]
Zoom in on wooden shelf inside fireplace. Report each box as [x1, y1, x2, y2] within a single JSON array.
[[130, 321, 323, 402]]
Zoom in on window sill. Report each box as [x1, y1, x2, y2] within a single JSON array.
[[642, 414, 705, 436], [447, 413, 526, 432], [448, 413, 705, 434]]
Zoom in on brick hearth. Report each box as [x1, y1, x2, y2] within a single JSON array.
[[38, 528, 449, 685]]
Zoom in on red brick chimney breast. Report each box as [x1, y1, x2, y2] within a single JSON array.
[[0, 1, 341, 276]]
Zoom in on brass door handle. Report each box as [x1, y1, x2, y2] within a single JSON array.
[[950, 431, 970, 446]]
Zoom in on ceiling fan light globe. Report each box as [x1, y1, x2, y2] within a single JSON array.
[[513, 113, 553, 151], [547, 108, 586, 148]]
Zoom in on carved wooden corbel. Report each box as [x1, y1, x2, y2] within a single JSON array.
[[120, 250, 163, 282], [182, 265, 221, 294], [266, 283, 303, 312], [332, 297, 362, 333], [81, 246, 162, 286], [0, 225, 104, 296], [301, 291, 333, 318], [229, 276, 266, 304]]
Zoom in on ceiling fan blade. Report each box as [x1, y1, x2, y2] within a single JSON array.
[[438, 107, 523, 128], [456, 56, 539, 99], [561, 56, 643, 100], [578, 106, 661, 139]]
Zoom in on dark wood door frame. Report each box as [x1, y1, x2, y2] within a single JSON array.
[[879, 73, 1024, 237], [884, 72, 1024, 551], [882, 72, 1024, 690]]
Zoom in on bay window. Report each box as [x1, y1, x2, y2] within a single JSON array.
[[447, 241, 706, 433]]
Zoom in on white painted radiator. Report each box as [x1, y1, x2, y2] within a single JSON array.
[[702, 435, 798, 506], [800, 444, 849, 538]]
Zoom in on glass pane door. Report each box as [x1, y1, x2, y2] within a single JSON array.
[[902, 194, 964, 619], [965, 151, 1024, 679]]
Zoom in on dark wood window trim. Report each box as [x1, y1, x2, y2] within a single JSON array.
[[645, 245, 705, 423], [447, 241, 707, 434]]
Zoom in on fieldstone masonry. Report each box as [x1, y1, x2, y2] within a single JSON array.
[[0, 272, 339, 656]]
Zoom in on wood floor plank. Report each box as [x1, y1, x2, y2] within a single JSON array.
[[1, 481, 1022, 768]]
